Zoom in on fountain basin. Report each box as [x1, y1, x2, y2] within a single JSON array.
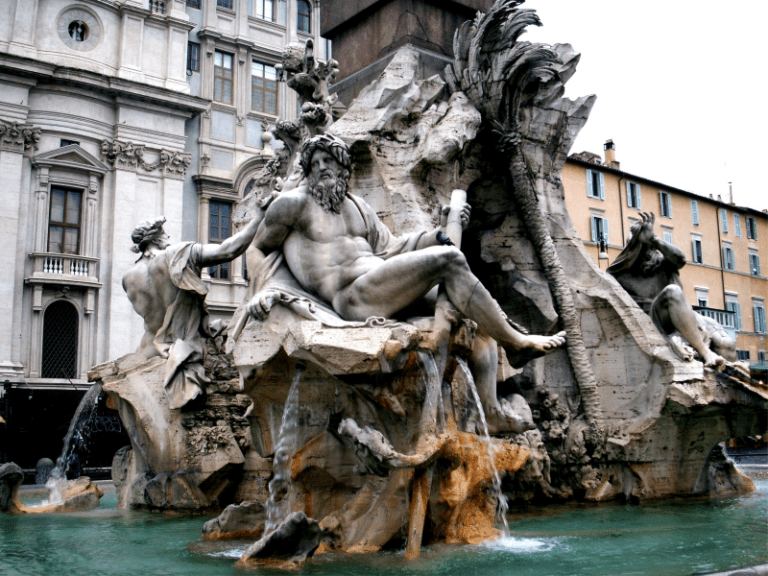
[[0, 462, 103, 514]]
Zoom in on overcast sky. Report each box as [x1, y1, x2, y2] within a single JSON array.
[[521, 0, 767, 213]]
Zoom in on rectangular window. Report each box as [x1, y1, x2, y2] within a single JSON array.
[[750, 252, 761, 276], [662, 228, 673, 245], [586, 169, 604, 200], [754, 303, 767, 334], [759, 350, 767, 363], [626, 181, 641, 209], [734, 213, 741, 237], [251, 0, 274, 20], [720, 208, 728, 233], [251, 61, 279, 115], [723, 245, 734, 270], [660, 191, 672, 218], [297, 0, 311, 33], [690, 200, 699, 226], [187, 42, 200, 72], [691, 236, 703, 264], [48, 188, 81, 254], [217, 0, 233, 9], [214, 51, 234, 104], [208, 200, 232, 280], [746, 216, 758, 240], [737, 350, 751, 361], [186, 0, 200, 7], [726, 300, 742, 330], [590, 215, 609, 244], [60, 139, 79, 147]]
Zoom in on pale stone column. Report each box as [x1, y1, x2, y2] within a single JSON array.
[[166, 24, 191, 92], [32, 167, 50, 252], [0, 149, 27, 380], [82, 174, 100, 258], [117, 12, 145, 82], [8, 0, 39, 58], [286, 0, 297, 43], [105, 169, 147, 360]]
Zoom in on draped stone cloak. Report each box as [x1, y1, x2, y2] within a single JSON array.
[[152, 242, 211, 410]]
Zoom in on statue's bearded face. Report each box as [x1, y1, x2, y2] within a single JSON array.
[[307, 150, 349, 214]]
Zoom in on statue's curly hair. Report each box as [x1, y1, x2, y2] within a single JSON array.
[[130, 216, 166, 254], [299, 134, 351, 177]]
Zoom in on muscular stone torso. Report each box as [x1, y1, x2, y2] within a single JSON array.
[[613, 261, 681, 313], [123, 251, 180, 334], [281, 191, 384, 305]]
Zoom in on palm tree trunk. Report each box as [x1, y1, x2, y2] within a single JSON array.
[[507, 148, 604, 432]]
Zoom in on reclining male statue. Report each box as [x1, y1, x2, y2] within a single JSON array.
[[244, 133, 566, 432], [123, 215, 262, 409], [608, 212, 736, 368]]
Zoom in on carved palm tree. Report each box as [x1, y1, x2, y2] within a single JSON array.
[[445, 0, 603, 432]]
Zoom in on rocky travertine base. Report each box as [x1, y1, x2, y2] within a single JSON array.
[[92, 352, 250, 511], [0, 463, 103, 514]]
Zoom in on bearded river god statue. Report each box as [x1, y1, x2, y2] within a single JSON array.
[[83, 0, 766, 568]]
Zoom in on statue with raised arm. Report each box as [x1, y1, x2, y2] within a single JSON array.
[[246, 133, 566, 393], [608, 212, 736, 368], [123, 215, 262, 409]]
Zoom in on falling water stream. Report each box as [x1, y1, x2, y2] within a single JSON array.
[[456, 358, 510, 537], [44, 383, 103, 504], [264, 364, 304, 533]]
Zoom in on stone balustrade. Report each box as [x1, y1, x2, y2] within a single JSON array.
[[27, 252, 101, 288]]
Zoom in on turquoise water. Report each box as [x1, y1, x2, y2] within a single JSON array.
[[2, 481, 766, 576]]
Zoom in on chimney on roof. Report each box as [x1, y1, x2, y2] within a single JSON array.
[[604, 140, 620, 169], [729, 182, 734, 205]]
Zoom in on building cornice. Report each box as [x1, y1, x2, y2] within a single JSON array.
[[0, 53, 210, 115], [566, 157, 768, 219]]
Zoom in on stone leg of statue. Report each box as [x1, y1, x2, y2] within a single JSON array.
[[653, 285, 726, 368], [334, 245, 566, 367], [470, 332, 536, 435]]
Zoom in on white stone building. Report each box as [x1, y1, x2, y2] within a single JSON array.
[[0, 0, 325, 469]]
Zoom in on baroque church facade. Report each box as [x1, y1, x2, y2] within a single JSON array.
[[0, 0, 324, 469]]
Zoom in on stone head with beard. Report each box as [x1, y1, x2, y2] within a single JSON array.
[[299, 134, 351, 214]]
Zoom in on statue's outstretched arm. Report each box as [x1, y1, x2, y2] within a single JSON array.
[[198, 206, 265, 266]]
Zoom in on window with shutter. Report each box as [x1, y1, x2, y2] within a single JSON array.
[[626, 181, 641, 209], [750, 252, 761, 276], [586, 170, 604, 199], [691, 237, 703, 263], [726, 301, 742, 330], [734, 214, 741, 237], [723, 246, 734, 270], [720, 208, 728, 233], [746, 216, 758, 240], [754, 303, 767, 333], [690, 200, 699, 226], [660, 191, 672, 218]]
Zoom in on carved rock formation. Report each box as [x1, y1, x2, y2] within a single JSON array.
[[0, 462, 103, 514]]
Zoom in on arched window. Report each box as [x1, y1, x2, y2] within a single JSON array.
[[297, 0, 310, 33], [42, 301, 79, 379]]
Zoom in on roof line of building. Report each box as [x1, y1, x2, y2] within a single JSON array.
[[566, 156, 767, 219], [0, 53, 210, 115]]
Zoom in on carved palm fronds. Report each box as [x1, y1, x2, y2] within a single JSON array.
[[446, 0, 604, 434]]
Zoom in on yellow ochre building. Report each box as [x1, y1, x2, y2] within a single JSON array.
[[563, 140, 767, 369]]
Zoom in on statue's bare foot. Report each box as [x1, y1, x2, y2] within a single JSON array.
[[504, 331, 566, 369], [701, 349, 726, 370], [484, 395, 536, 435]]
